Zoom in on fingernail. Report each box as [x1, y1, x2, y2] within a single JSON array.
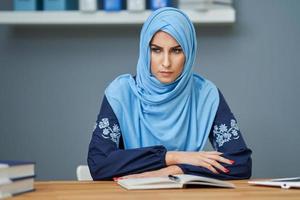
[[230, 160, 235, 164], [224, 168, 230, 173], [113, 177, 119, 181]]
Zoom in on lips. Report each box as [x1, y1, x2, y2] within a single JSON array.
[[159, 71, 173, 77]]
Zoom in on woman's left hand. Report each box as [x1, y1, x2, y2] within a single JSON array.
[[118, 165, 183, 180]]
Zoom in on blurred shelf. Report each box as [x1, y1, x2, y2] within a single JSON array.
[[0, 6, 235, 25]]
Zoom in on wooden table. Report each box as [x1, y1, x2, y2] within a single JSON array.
[[12, 180, 300, 200]]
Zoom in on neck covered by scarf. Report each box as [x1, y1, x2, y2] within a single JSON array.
[[105, 7, 219, 151]]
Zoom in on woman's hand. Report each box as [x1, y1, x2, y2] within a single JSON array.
[[118, 165, 183, 180], [166, 151, 234, 174]]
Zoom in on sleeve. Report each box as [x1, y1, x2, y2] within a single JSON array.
[[87, 95, 167, 180], [177, 89, 252, 180]]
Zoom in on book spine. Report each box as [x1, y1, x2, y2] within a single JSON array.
[[79, 0, 98, 12], [13, 0, 38, 11], [43, 0, 78, 10], [103, 0, 122, 11], [127, 0, 145, 11]]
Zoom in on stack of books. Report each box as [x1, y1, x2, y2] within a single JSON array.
[[0, 160, 35, 199]]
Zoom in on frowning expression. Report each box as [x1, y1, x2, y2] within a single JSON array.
[[150, 31, 186, 84]]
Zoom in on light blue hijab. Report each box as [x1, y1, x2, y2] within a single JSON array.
[[105, 7, 219, 151]]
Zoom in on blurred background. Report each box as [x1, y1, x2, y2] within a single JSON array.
[[0, 0, 299, 180]]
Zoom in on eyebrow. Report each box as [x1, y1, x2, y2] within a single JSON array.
[[150, 44, 182, 49]]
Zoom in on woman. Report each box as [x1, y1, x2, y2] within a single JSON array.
[[88, 7, 252, 180]]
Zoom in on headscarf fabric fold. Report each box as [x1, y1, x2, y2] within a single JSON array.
[[105, 7, 219, 151]]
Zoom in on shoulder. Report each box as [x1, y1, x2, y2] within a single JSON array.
[[104, 74, 137, 108], [105, 74, 134, 96], [192, 73, 219, 97]]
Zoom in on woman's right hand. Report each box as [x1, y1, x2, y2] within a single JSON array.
[[165, 151, 234, 174]]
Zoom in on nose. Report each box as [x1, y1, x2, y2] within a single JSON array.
[[162, 53, 171, 68]]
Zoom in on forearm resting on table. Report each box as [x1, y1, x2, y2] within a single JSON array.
[[165, 151, 178, 166], [165, 151, 233, 174], [162, 165, 183, 174], [119, 165, 183, 179]]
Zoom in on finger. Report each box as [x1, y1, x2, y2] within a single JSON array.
[[120, 174, 142, 179], [118, 175, 130, 179], [204, 151, 223, 155], [200, 162, 219, 174], [113, 177, 119, 181], [205, 154, 234, 165], [202, 158, 228, 173]]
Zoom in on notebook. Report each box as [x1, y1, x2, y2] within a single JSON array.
[[118, 174, 235, 190], [248, 177, 300, 189]]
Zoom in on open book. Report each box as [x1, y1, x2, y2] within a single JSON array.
[[118, 174, 235, 190], [248, 177, 300, 189]]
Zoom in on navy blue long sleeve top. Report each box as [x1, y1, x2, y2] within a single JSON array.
[[87, 90, 252, 180]]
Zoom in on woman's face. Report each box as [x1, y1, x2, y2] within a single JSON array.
[[150, 31, 186, 84]]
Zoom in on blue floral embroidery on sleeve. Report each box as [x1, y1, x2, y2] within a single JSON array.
[[213, 119, 240, 147], [97, 118, 121, 144]]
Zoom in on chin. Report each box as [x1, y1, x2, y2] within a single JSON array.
[[158, 78, 175, 84]]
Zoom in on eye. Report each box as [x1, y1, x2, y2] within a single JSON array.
[[151, 47, 161, 53], [172, 48, 183, 54]]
